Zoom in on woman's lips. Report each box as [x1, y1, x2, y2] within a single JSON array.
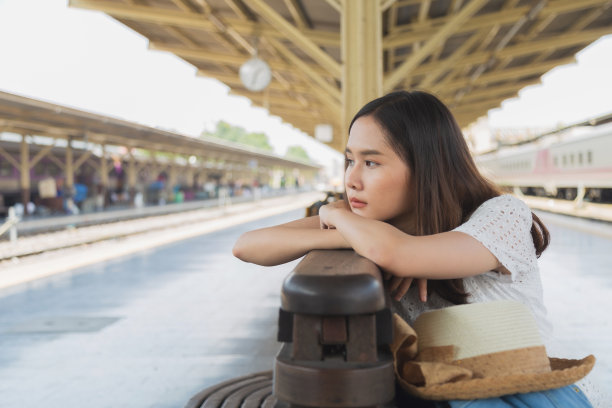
[[350, 198, 367, 209]]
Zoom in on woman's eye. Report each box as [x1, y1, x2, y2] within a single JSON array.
[[365, 160, 378, 168], [345, 157, 354, 166]]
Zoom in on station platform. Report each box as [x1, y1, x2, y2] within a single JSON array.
[[0, 201, 610, 407]]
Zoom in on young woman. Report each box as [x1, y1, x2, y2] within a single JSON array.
[[232, 91, 595, 406]]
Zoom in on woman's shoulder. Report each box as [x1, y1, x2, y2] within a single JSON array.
[[474, 194, 531, 217], [459, 194, 532, 232]]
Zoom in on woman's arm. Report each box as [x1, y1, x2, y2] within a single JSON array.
[[319, 203, 500, 279], [232, 215, 351, 266]]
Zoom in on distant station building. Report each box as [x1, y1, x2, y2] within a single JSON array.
[[0, 91, 321, 217]]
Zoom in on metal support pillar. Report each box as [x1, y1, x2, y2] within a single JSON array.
[[20, 134, 31, 213], [65, 137, 74, 198], [128, 151, 137, 202], [99, 144, 109, 209]]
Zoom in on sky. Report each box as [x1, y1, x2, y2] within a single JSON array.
[[0, 0, 611, 164]]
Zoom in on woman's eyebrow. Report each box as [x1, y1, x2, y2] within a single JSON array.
[[344, 147, 383, 156]]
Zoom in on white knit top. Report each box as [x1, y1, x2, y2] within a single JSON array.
[[391, 194, 552, 341], [390, 194, 603, 405]]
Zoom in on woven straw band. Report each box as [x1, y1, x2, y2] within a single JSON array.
[[397, 355, 595, 400], [391, 312, 596, 400], [415, 345, 551, 378]]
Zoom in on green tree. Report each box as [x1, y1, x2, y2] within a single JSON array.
[[285, 145, 311, 162], [202, 121, 274, 151]]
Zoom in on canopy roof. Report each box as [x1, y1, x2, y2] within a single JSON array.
[[0, 91, 320, 170], [70, 0, 612, 151]]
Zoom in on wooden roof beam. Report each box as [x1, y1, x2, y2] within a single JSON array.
[[323, 0, 341, 13], [569, 1, 612, 31], [230, 89, 316, 109], [396, 0, 423, 6], [450, 95, 514, 114], [223, 0, 255, 20], [444, 56, 576, 91], [0, 144, 22, 169], [454, 0, 547, 104], [229, 20, 339, 47], [266, 37, 341, 117], [69, 0, 216, 29], [448, 0, 464, 14], [418, 0, 432, 23], [385, 1, 399, 71], [257, 38, 321, 107], [283, 0, 310, 29], [439, 78, 542, 103], [425, 25, 612, 94], [148, 42, 330, 77], [385, 7, 527, 48], [243, 0, 342, 79], [490, 27, 612, 60], [202, 7, 325, 117], [196, 69, 313, 94], [268, 107, 328, 123], [169, 0, 200, 13], [0, 118, 85, 138], [68, 0, 339, 47], [383, 0, 488, 92], [384, 0, 607, 48], [417, 27, 486, 90], [381, 0, 397, 12], [528, 2, 612, 65], [449, 90, 518, 109], [455, 115, 481, 128]]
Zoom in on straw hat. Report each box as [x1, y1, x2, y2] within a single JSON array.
[[391, 301, 595, 400]]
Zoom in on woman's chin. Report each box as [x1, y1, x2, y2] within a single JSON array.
[[352, 208, 379, 220]]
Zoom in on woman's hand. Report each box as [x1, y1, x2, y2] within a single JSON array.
[[319, 201, 428, 302], [318, 200, 351, 229], [385, 273, 428, 302]]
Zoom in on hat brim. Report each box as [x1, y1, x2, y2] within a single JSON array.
[[397, 355, 595, 401]]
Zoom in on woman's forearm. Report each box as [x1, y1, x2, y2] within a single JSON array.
[[326, 208, 499, 279], [329, 210, 403, 266], [232, 227, 350, 266]]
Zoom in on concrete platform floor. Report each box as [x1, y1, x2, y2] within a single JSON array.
[[0, 210, 301, 408], [0, 208, 610, 407]]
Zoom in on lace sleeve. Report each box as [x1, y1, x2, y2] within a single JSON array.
[[453, 195, 536, 281]]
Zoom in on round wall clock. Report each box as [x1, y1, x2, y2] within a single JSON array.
[[239, 57, 272, 92]]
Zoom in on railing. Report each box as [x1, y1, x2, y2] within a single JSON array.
[[0, 207, 19, 242]]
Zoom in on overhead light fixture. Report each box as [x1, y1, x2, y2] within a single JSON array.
[[315, 124, 333, 143]]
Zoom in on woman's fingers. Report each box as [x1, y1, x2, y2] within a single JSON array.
[[387, 277, 427, 301], [394, 278, 413, 301], [389, 276, 402, 293], [418, 278, 428, 302]]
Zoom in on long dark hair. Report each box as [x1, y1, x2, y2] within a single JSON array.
[[348, 90, 549, 304]]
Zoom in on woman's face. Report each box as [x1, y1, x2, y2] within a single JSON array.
[[345, 115, 415, 229]]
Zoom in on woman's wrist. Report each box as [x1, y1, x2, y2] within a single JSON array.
[[328, 228, 351, 248]]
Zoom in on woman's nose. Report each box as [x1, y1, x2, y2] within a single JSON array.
[[346, 167, 362, 190]]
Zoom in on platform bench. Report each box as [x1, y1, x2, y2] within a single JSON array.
[[186, 249, 396, 408]]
